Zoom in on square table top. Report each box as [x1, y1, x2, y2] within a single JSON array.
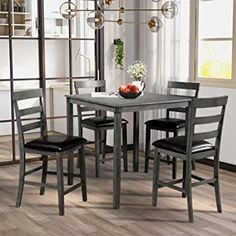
[[66, 93, 191, 112]]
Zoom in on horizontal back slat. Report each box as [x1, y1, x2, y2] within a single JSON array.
[[13, 89, 43, 101], [193, 130, 218, 141], [168, 107, 187, 113], [167, 82, 199, 116], [168, 81, 200, 91], [22, 121, 42, 133], [74, 80, 105, 90], [191, 96, 228, 108], [81, 106, 95, 112], [19, 106, 43, 117], [194, 114, 222, 125]]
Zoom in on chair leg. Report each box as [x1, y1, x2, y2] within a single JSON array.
[[166, 131, 171, 165], [56, 153, 65, 216], [145, 126, 151, 173], [192, 160, 196, 170], [185, 159, 194, 222], [172, 131, 178, 179], [67, 154, 74, 186], [152, 148, 161, 207], [172, 157, 177, 180], [40, 155, 48, 195], [16, 152, 26, 208], [182, 160, 186, 198], [214, 154, 222, 213], [79, 146, 87, 202], [102, 131, 107, 164], [122, 124, 128, 172], [95, 130, 100, 177]]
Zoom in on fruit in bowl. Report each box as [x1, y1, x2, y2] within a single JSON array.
[[118, 83, 142, 99]]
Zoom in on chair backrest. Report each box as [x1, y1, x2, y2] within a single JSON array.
[[167, 81, 200, 117], [74, 79, 106, 91], [188, 96, 228, 155], [74, 79, 106, 116], [13, 89, 47, 147]]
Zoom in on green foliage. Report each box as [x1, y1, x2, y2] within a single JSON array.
[[114, 38, 124, 70]]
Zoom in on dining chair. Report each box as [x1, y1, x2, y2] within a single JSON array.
[[145, 81, 200, 179], [152, 96, 228, 222], [13, 89, 87, 216], [74, 79, 128, 177]]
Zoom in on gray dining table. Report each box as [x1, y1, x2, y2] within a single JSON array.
[[66, 93, 191, 209]]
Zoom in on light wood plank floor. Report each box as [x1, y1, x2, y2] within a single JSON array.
[[0, 150, 235, 236]]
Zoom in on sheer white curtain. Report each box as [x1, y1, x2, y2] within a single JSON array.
[[138, 0, 191, 146]]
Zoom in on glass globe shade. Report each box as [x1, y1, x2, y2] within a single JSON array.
[[97, 0, 113, 9], [147, 16, 163, 33], [59, 2, 77, 20], [161, 1, 178, 19], [87, 10, 105, 30]]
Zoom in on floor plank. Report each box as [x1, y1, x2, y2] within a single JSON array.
[[0, 150, 235, 236]]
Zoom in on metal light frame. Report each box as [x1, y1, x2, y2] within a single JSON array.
[[60, 0, 178, 33]]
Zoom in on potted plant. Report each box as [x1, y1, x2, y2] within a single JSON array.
[[114, 38, 124, 70]]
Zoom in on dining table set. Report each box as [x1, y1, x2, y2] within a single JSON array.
[[12, 80, 227, 223]]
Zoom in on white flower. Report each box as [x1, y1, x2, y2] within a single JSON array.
[[127, 61, 147, 80]]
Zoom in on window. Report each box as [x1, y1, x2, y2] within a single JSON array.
[[0, 0, 99, 165], [194, 0, 236, 87]]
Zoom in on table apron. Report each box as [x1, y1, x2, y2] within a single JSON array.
[[68, 98, 117, 112], [68, 99, 189, 113]]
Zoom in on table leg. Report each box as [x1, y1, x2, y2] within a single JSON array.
[[133, 112, 139, 172], [67, 98, 74, 136], [67, 98, 74, 185], [185, 102, 194, 222], [113, 109, 122, 209]]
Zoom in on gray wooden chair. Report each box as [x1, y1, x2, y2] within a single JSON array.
[[13, 89, 87, 216], [74, 80, 128, 177], [145, 81, 200, 179], [152, 96, 228, 222]]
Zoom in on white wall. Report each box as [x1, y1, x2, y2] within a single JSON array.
[[199, 86, 236, 165], [104, 0, 140, 145]]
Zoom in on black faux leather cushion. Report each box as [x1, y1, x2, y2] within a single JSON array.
[[82, 116, 128, 128], [25, 135, 87, 153], [145, 118, 185, 131], [153, 136, 214, 154]]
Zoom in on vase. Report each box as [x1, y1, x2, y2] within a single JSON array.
[[134, 76, 142, 81], [131, 80, 146, 93]]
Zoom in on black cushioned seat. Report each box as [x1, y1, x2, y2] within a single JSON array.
[[145, 118, 185, 131], [25, 135, 87, 153], [153, 136, 214, 154], [82, 116, 128, 128]]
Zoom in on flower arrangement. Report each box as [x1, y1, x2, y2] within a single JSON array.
[[127, 61, 147, 81]]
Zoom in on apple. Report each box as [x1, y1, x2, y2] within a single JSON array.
[[129, 85, 139, 93], [127, 83, 132, 89], [123, 88, 130, 93], [119, 85, 126, 92]]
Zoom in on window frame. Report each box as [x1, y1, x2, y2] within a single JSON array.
[[190, 0, 236, 88]]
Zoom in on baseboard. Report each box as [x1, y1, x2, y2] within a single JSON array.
[[197, 159, 236, 173], [106, 145, 236, 173], [105, 144, 134, 152]]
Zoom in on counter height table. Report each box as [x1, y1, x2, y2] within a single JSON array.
[[66, 93, 191, 209]]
